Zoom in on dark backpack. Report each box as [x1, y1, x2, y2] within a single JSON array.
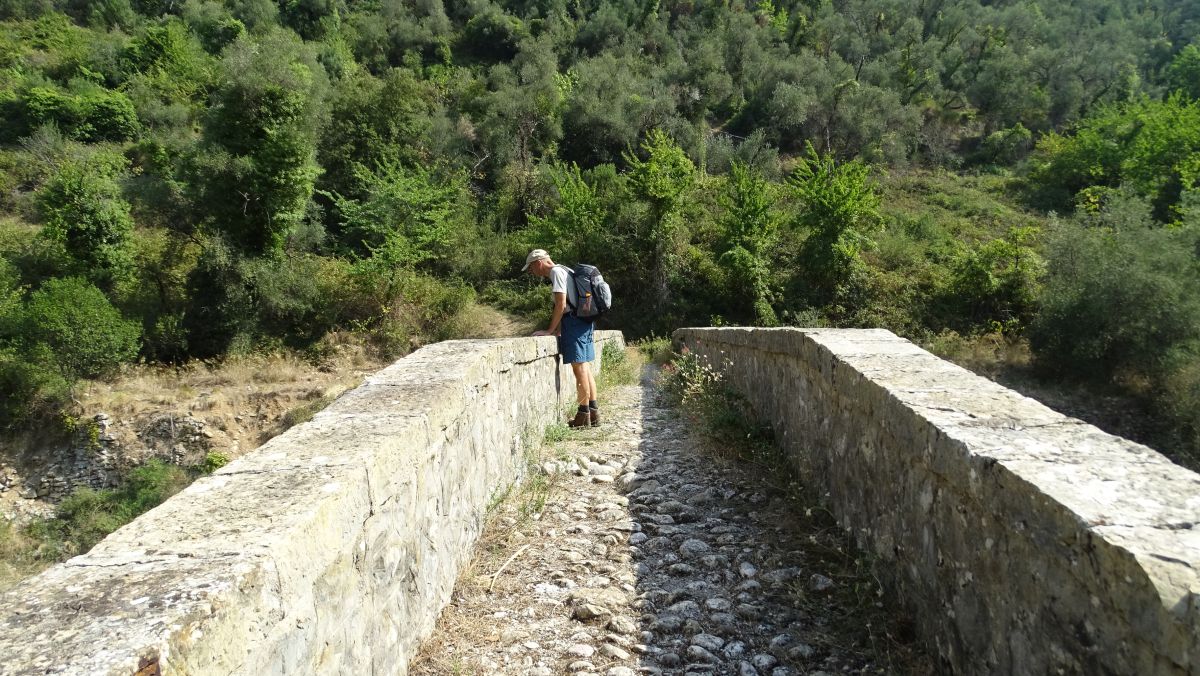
[[565, 263, 613, 322]]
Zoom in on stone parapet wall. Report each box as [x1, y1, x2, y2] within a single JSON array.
[[0, 332, 623, 675], [674, 327, 1200, 675]]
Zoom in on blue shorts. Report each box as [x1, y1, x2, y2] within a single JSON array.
[[558, 314, 595, 364]]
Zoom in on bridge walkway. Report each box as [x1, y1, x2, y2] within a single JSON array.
[[410, 367, 926, 676]]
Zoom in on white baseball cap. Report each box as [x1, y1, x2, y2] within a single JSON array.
[[521, 248, 549, 271]]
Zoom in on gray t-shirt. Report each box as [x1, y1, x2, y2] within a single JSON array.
[[550, 264, 578, 308]]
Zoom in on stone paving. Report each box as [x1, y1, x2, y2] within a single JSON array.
[[411, 368, 923, 676]]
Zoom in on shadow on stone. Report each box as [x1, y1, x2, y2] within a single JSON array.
[[622, 365, 929, 676]]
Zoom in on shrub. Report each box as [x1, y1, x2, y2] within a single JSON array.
[[199, 451, 230, 473], [480, 278, 548, 322], [189, 31, 326, 255], [121, 18, 216, 99], [938, 227, 1042, 329], [181, 2, 245, 53], [0, 344, 71, 426], [460, 4, 526, 62], [184, 244, 354, 356], [399, 273, 476, 341], [26, 458, 190, 559], [659, 352, 777, 469], [21, 87, 82, 135], [181, 237, 255, 358], [278, 394, 333, 431], [111, 229, 200, 363], [0, 0, 55, 20], [717, 163, 780, 326], [1167, 44, 1200, 101], [326, 160, 467, 265], [597, 342, 641, 388], [635, 335, 673, 365], [1028, 205, 1200, 381], [0, 258, 20, 336], [37, 151, 134, 286], [77, 88, 140, 141], [1028, 95, 1200, 221], [787, 142, 881, 311], [974, 124, 1032, 166], [23, 277, 141, 378], [344, 257, 478, 356], [143, 313, 188, 363], [20, 85, 140, 142], [243, 253, 353, 346]]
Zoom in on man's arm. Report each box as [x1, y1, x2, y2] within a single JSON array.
[[548, 292, 567, 335], [532, 292, 568, 337]]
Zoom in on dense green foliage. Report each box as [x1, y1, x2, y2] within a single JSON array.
[[788, 143, 880, 315], [1031, 194, 1200, 380], [189, 30, 326, 254], [1028, 192, 1200, 464], [23, 277, 141, 377], [0, 0, 1198, 466], [0, 275, 138, 421], [717, 162, 779, 325], [1031, 95, 1200, 221], [37, 150, 134, 285]]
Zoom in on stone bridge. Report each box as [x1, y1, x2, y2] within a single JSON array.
[[0, 328, 1196, 675]]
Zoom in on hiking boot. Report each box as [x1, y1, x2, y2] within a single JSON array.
[[568, 409, 591, 427], [589, 407, 600, 426]]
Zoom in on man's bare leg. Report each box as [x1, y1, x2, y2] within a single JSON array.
[[585, 365, 597, 404], [567, 362, 593, 427], [571, 362, 589, 406], [579, 362, 599, 426]]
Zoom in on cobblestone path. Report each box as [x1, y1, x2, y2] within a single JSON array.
[[411, 369, 920, 676]]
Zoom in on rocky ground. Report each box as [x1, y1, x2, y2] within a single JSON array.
[[411, 368, 928, 676]]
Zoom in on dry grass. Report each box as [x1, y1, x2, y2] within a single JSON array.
[[597, 344, 645, 392], [0, 335, 391, 592], [634, 335, 674, 366], [0, 334, 386, 479], [77, 334, 376, 420], [409, 518, 540, 675], [922, 328, 1032, 378], [452, 304, 540, 339], [0, 519, 42, 593]]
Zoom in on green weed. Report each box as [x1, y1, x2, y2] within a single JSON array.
[[635, 335, 675, 365], [543, 422, 569, 443]]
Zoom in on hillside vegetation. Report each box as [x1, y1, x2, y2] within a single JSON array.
[[1, 0, 1199, 471]]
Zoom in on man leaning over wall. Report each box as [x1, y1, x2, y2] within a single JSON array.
[[523, 249, 600, 427]]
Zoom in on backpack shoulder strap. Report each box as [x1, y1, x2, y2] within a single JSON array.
[[555, 264, 579, 310]]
